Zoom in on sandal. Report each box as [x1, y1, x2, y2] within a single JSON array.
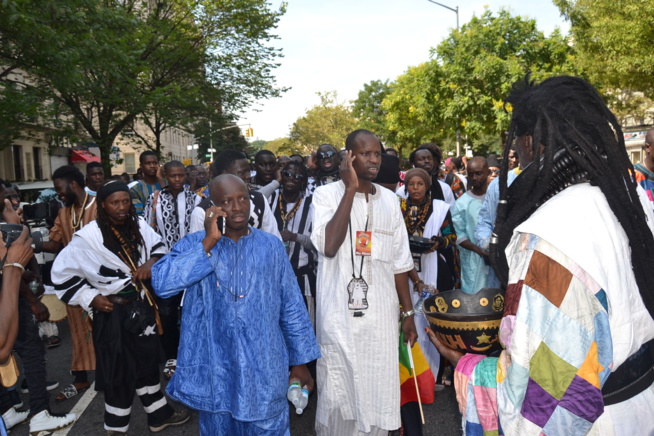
[[44, 336, 61, 349], [163, 359, 177, 380], [55, 382, 90, 402]]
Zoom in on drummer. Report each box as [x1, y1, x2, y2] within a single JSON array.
[[42, 165, 98, 402]]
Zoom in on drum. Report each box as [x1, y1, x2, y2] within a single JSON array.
[[41, 294, 68, 322], [423, 287, 505, 355]]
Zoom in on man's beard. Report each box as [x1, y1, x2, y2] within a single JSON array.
[[64, 187, 77, 207]]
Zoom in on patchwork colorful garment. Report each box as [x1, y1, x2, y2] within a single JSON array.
[[634, 163, 654, 206], [454, 184, 654, 436]]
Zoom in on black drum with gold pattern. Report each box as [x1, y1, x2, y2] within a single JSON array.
[[423, 288, 505, 355]]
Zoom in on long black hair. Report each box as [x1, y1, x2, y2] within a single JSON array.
[[490, 75, 654, 318]]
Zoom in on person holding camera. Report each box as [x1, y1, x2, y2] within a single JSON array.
[[0, 182, 77, 434], [51, 181, 189, 435], [0, 199, 34, 432]]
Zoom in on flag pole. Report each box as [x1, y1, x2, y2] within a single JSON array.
[[407, 340, 425, 424]]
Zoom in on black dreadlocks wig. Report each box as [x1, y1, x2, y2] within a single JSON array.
[[490, 75, 654, 319]]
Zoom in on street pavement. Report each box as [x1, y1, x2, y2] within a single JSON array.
[[9, 318, 463, 435]]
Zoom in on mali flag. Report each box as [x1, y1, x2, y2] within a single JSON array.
[[399, 329, 436, 406]]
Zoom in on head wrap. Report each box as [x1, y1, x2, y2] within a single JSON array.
[[375, 154, 401, 184], [405, 168, 431, 188], [97, 180, 130, 202], [486, 154, 501, 168]]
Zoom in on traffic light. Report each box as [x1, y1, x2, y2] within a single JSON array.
[[245, 127, 254, 138]]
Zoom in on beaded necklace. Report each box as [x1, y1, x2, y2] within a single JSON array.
[[71, 192, 90, 231], [110, 224, 140, 266], [403, 195, 431, 235], [279, 192, 303, 229]]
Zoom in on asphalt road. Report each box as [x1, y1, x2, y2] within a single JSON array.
[[9, 318, 463, 436]]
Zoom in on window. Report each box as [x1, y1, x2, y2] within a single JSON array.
[[125, 153, 136, 173], [33, 147, 43, 180], [12, 145, 23, 180]]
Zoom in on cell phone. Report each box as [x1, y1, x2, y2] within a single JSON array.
[[217, 216, 225, 235], [209, 200, 226, 234]]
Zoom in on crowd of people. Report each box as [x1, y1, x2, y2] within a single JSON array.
[[0, 75, 653, 436]]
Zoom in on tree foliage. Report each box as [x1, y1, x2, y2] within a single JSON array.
[[432, 8, 578, 145], [193, 113, 248, 163], [0, 0, 287, 172], [351, 9, 577, 156], [263, 137, 294, 156], [554, 0, 654, 122], [289, 91, 357, 154], [381, 62, 446, 157], [352, 80, 397, 146]]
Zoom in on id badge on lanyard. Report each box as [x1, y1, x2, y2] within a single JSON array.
[[348, 215, 370, 314]]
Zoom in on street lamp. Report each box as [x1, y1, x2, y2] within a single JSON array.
[[426, 0, 462, 157], [426, 0, 458, 31]]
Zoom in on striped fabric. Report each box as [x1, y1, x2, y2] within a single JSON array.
[[66, 305, 95, 371], [130, 180, 165, 216]]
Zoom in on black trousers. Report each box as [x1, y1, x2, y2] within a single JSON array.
[[0, 388, 14, 415], [154, 293, 182, 361], [92, 298, 173, 432], [13, 298, 49, 415], [401, 402, 424, 436]]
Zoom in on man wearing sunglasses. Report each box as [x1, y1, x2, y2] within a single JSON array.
[[268, 161, 317, 324], [486, 154, 501, 184], [306, 144, 341, 195]]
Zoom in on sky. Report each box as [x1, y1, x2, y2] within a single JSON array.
[[239, 0, 570, 142]]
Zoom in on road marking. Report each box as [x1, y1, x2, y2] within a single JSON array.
[[53, 382, 98, 436]]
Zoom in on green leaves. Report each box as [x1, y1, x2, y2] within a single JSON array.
[[554, 0, 654, 122], [352, 8, 577, 156], [0, 0, 286, 163], [289, 91, 357, 154]]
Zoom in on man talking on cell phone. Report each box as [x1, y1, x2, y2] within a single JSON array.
[[152, 174, 320, 435]]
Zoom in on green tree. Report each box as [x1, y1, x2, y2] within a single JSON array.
[[263, 137, 294, 156], [554, 0, 654, 121], [0, 0, 286, 172], [289, 91, 357, 154], [432, 8, 578, 151], [193, 113, 248, 163], [352, 80, 397, 147], [381, 62, 447, 157]]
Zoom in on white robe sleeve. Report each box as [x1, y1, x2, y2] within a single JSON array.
[[189, 206, 206, 233], [260, 198, 282, 241]]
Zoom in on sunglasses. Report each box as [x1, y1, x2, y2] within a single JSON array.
[[282, 170, 305, 181], [490, 169, 500, 175], [317, 151, 336, 160]]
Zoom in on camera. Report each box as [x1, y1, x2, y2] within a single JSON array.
[[0, 223, 44, 253], [22, 202, 52, 222]]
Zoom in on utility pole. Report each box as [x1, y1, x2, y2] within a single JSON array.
[[426, 0, 461, 156]]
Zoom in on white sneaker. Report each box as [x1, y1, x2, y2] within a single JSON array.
[[28, 409, 76, 435], [2, 406, 30, 429]]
